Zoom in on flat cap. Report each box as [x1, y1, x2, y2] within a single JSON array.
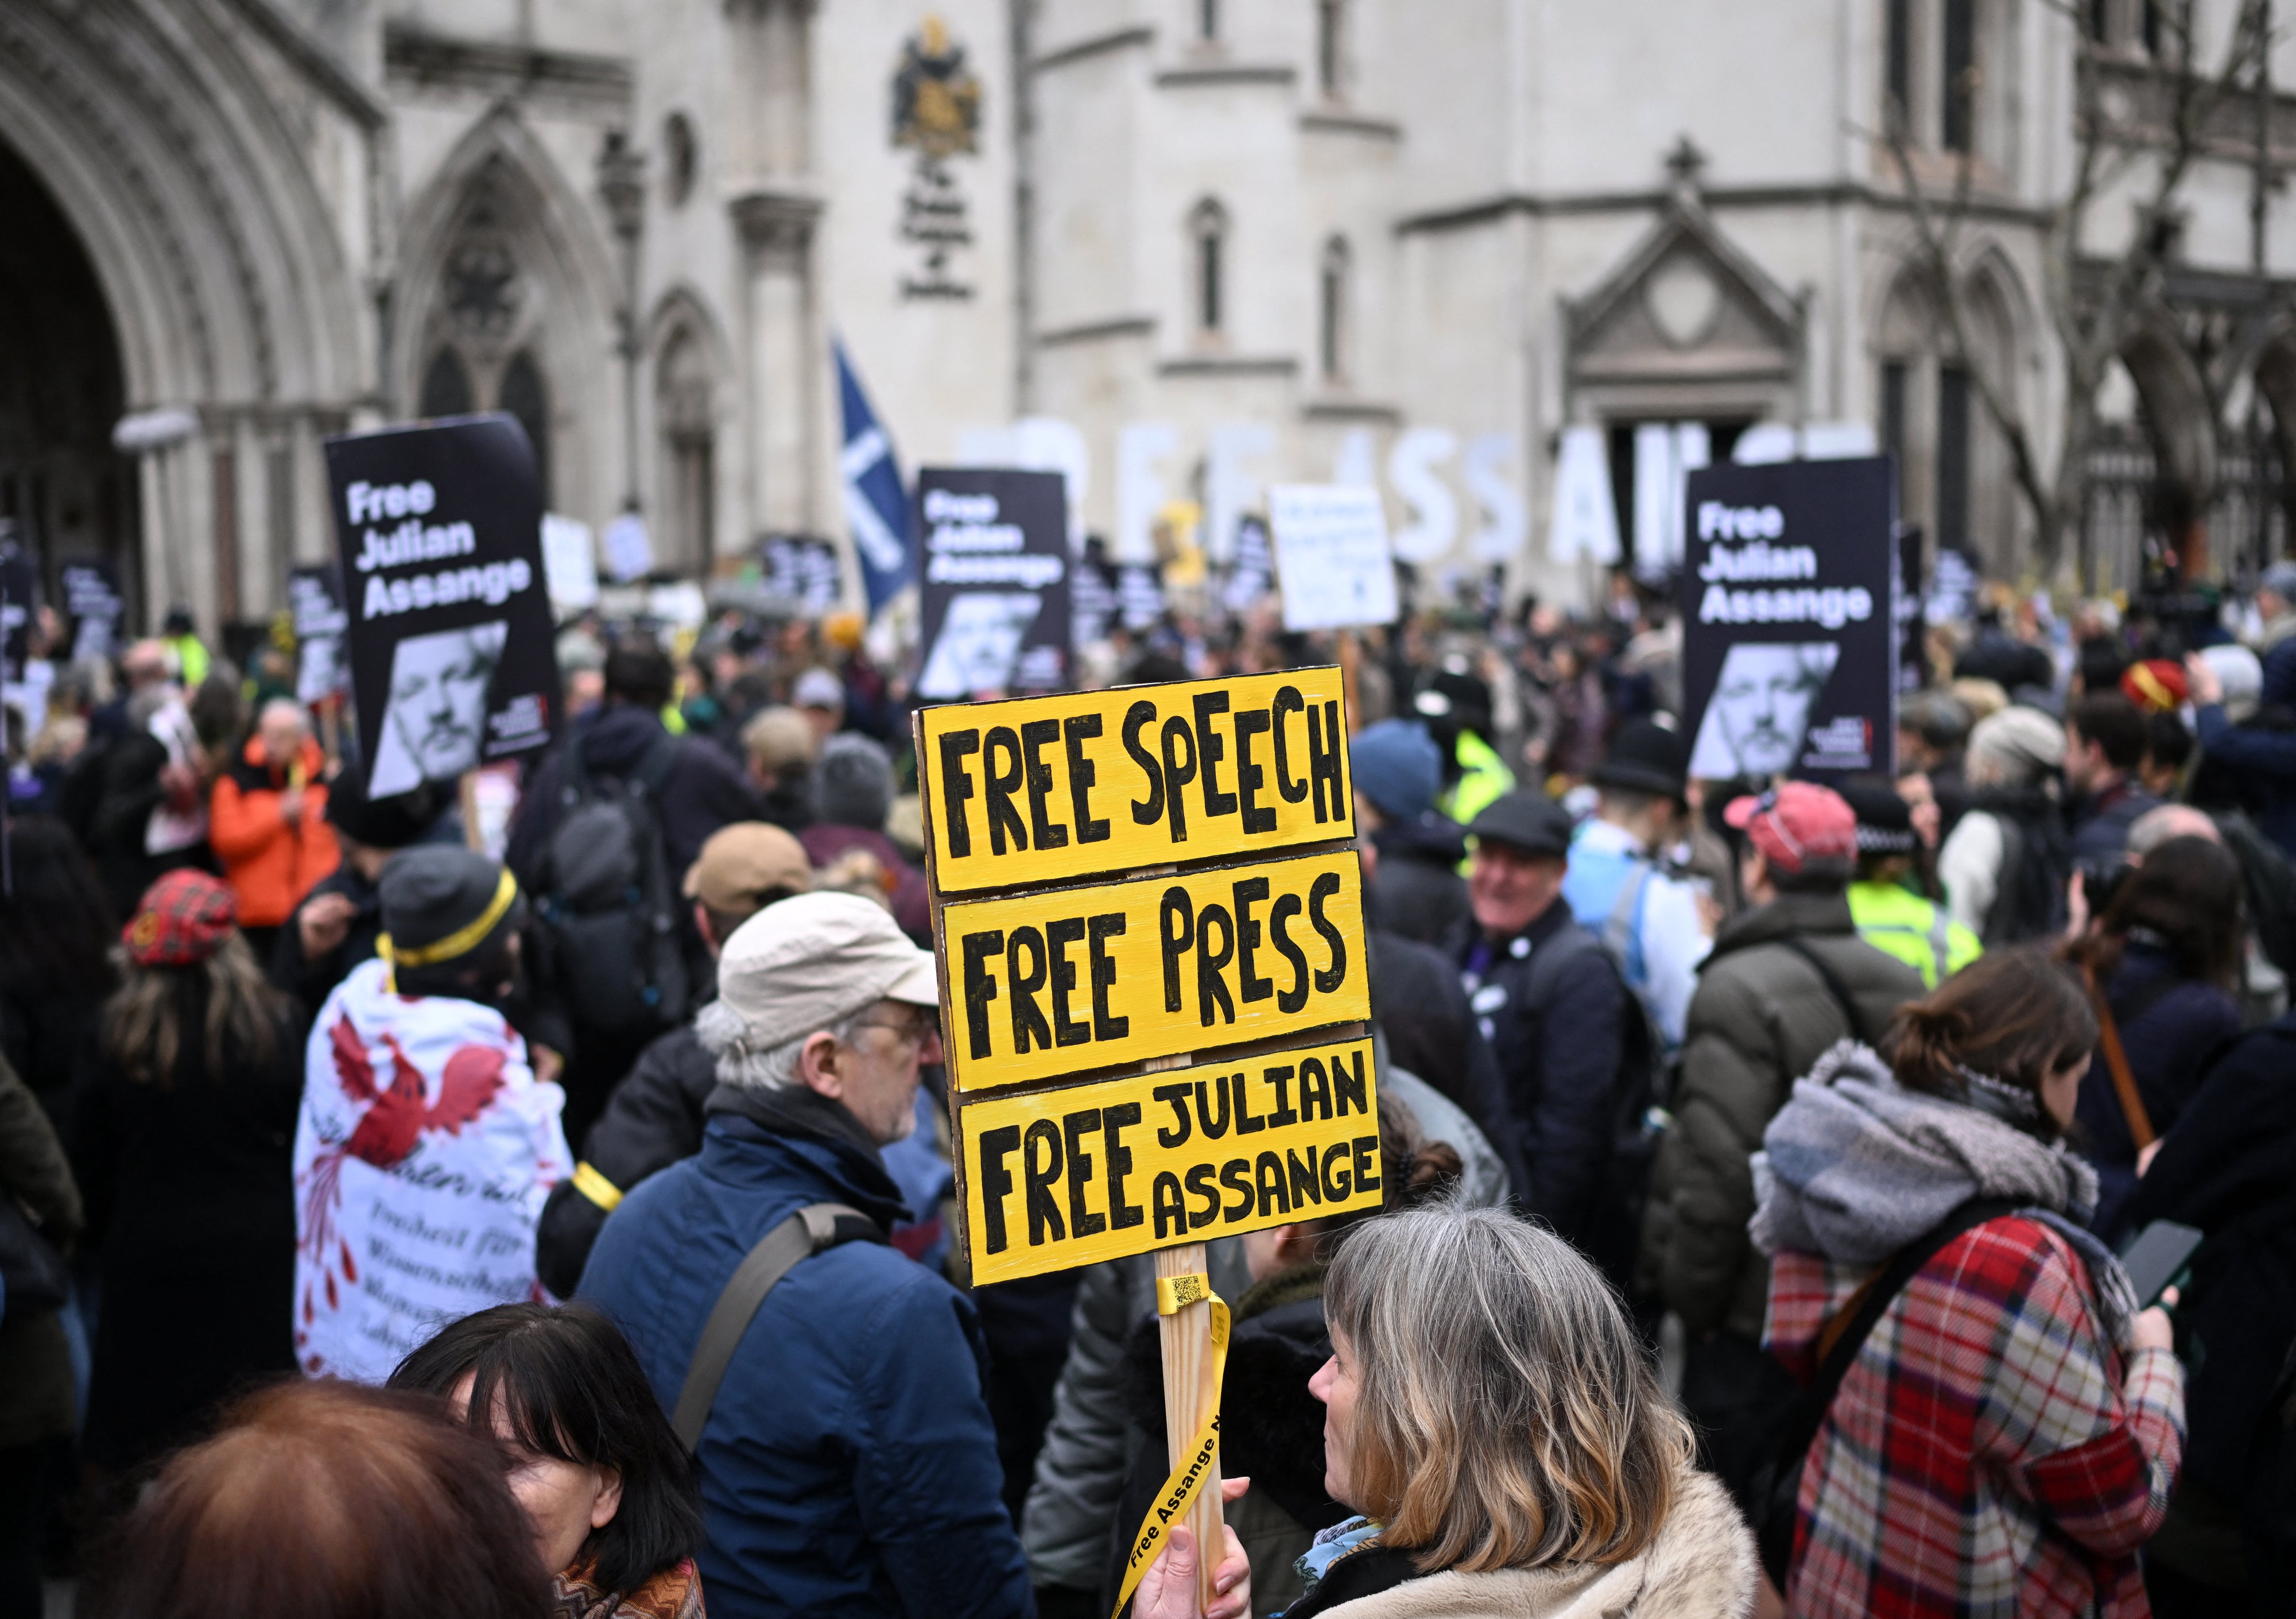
[[1464, 791, 1574, 859]]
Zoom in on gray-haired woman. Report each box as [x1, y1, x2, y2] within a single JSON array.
[[1140, 1203, 1756, 1619]]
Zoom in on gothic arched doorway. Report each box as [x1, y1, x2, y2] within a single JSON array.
[[0, 137, 137, 616]]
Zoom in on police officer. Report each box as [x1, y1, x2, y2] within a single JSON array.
[[1448, 792, 1631, 1256], [1840, 780, 1980, 990]]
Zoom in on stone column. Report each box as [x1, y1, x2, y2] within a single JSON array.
[[726, 0, 821, 547], [731, 191, 823, 538]]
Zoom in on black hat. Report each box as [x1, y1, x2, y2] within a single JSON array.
[[1590, 719, 1689, 802], [1464, 791, 1574, 859], [379, 847, 525, 981], [325, 774, 437, 851], [1836, 780, 1918, 855], [1414, 669, 1494, 734]]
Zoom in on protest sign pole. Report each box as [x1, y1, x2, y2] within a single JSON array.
[[1152, 1229, 1224, 1608]]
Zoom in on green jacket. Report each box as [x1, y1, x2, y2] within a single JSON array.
[[1847, 880, 1981, 990], [1637, 892, 1926, 1341]]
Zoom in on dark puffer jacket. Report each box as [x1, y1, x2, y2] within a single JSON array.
[[1638, 890, 1925, 1340]]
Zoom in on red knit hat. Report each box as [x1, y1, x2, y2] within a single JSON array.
[[123, 870, 239, 967], [1723, 780, 1859, 873], [2120, 659, 2189, 714]]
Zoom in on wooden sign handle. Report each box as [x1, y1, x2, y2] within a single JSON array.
[[1154, 1240, 1225, 1611]]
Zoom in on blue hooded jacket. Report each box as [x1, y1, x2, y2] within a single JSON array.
[[579, 1090, 1032, 1619]]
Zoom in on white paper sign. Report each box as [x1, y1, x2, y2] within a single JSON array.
[[602, 512, 654, 583], [540, 513, 599, 613], [1269, 483, 1399, 631]]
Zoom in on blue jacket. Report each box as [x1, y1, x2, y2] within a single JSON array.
[[579, 1099, 1032, 1619]]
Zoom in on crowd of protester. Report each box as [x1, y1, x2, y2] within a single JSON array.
[[2, 559, 2295, 1619]]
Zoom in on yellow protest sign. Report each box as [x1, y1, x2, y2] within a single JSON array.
[[957, 1038, 1383, 1286], [939, 850, 1369, 1093], [917, 667, 1355, 893]]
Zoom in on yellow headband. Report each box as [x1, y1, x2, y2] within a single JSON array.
[[377, 869, 520, 971]]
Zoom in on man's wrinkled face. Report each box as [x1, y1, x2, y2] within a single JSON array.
[[258, 707, 308, 770], [391, 638, 494, 780], [1715, 654, 1825, 776], [1469, 842, 1565, 938]]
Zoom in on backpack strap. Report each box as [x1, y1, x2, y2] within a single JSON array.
[[1926, 907, 1953, 989], [1602, 861, 1654, 985], [1755, 1193, 2027, 1586], [632, 729, 680, 799], [557, 727, 590, 808], [1778, 936, 1873, 1045], [672, 1201, 886, 1452]]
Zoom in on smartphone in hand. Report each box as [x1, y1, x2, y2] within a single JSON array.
[[2119, 1219, 2205, 1309]]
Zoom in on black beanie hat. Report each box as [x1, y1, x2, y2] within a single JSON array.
[[379, 847, 525, 985], [325, 773, 437, 851]]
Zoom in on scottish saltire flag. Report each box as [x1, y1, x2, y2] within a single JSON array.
[[835, 340, 914, 615]]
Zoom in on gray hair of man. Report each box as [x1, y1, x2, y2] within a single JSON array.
[[1322, 1200, 1693, 1574], [2127, 803, 2220, 858], [693, 998, 868, 1092]]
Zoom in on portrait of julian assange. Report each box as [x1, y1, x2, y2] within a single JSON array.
[[1688, 640, 1840, 781], [368, 619, 509, 795]]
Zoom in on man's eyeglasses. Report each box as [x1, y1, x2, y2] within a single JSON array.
[[851, 1007, 941, 1049]]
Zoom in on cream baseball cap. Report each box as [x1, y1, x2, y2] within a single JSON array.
[[714, 890, 940, 1049]]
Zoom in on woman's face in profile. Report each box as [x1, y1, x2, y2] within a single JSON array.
[[1309, 1326, 1363, 1510], [450, 1373, 623, 1578]]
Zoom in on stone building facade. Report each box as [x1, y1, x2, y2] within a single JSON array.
[[5, 0, 2295, 638]]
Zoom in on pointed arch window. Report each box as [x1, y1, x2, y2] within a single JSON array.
[[1191, 200, 1228, 335], [498, 350, 552, 506], [419, 349, 474, 419], [1319, 236, 1351, 382], [657, 326, 716, 574]]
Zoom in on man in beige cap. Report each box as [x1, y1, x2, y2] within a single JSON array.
[[580, 893, 1033, 1617], [534, 823, 814, 1294]]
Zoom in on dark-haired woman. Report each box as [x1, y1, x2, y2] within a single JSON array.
[[0, 814, 117, 1128], [390, 1302, 705, 1619], [71, 869, 307, 1477], [1751, 947, 2183, 1619], [2064, 833, 2245, 1241]]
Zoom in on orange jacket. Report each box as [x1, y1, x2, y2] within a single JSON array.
[[210, 737, 340, 928]]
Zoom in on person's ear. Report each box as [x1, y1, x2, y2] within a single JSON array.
[[1271, 1222, 1324, 1269], [589, 1466, 623, 1530], [795, 1030, 846, 1099]]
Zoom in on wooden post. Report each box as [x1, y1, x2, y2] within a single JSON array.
[[1337, 630, 1362, 737], [1144, 1043, 1221, 1610], [1155, 1239, 1224, 1611]]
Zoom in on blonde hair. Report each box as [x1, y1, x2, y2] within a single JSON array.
[[1322, 1203, 1692, 1575]]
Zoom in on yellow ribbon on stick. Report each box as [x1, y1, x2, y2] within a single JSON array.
[[1110, 1274, 1230, 1619]]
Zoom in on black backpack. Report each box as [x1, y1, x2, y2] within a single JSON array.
[[533, 729, 689, 1036], [1519, 923, 1665, 1307]]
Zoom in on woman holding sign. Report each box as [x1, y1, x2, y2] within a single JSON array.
[[1135, 1204, 1754, 1619]]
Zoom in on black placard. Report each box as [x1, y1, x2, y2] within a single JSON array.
[[324, 415, 560, 796], [1680, 456, 1898, 783], [913, 466, 1069, 699], [288, 563, 351, 704]]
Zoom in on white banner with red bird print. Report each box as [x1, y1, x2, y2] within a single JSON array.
[[293, 957, 571, 1381]]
